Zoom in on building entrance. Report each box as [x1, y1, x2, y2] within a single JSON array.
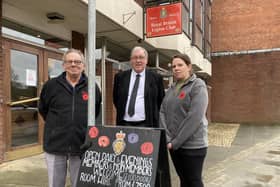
[[3, 38, 63, 160]]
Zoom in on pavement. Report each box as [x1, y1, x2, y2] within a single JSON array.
[[204, 124, 280, 187], [1, 123, 280, 187]]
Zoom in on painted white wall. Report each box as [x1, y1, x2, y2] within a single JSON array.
[[2, 2, 71, 41], [146, 33, 211, 75], [81, 0, 143, 38], [146, 34, 191, 52], [3, 0, 211, 76], [202, 59, 212, 76]]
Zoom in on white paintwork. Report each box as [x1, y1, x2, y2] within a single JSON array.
[[2, 1, 77, 41], [82, 0, 143, 38], [2, 0, 211, 76], [146, 33, 211, 75]]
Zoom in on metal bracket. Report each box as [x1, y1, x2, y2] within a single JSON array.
[[123, 11, 136, 25]]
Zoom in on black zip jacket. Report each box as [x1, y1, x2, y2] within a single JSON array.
[[39, 72, 101, 155]]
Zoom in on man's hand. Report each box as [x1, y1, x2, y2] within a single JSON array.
[[167, 143, 172, 150]]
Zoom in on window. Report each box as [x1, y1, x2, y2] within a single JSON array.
[[192, 0, 204, 51], [204, 0, 211, 60], [182, 0, 191, 37], [10, 49, 39, 147], [191, 0, 211, 60]]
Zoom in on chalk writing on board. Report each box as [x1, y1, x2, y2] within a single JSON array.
[[80, 151, 153, 186]]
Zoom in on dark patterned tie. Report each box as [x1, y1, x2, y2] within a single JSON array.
[[128, 74, 140, 117]]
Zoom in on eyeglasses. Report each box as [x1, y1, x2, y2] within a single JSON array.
[[131, 56, 146, 61], [64, 60, 83, 65]]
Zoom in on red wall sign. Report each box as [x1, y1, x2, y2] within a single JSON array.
[[146, 3, 182, 38]]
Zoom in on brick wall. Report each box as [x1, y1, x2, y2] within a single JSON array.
[[209, 51, 280, 123], [212, 0, 280, 52], [0, 0, 4, 163], [96, 62, 117, 125], [105, 63, 117, 125]]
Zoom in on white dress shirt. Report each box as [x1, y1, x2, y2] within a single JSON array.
[[123, 69, 146, 121]]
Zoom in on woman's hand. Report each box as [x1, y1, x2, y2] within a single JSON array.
[[167, 143, 172, 150]]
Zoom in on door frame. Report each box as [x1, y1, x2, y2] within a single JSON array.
[[3, 38, 63, 160], [40, 50, 64, 148], [43, 50, 64, 82]]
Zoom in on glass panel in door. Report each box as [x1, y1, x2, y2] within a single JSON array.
[[10, 49, 39, 147], [48, 58, 63, 79]]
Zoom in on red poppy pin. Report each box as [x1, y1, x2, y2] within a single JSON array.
[[88, 126, 99, 139], [98, 136, 110, 148], [141, 142, 154, 155], [82, 91, 88, 101], [178, 91, 186, 99]]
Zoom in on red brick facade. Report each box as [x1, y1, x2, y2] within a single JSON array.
[[0, 0, 4, 162], [96, 63, 118, 125], [210, 52, 280, 123], [211, 0, 280, 123], [105, 66, 118, 125], [212, 0, 280, 52]]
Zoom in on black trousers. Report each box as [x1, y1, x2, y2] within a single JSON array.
[[170, 148, 207, 187]]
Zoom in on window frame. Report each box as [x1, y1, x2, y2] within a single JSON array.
[[204, 0, 212, 60], [182, 0, 191, 39], [192, 0, 204, 53]]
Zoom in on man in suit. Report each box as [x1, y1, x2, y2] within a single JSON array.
[[113, 46, 165, 127]]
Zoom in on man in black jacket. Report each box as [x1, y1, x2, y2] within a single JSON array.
[[113, 46, 165, 128], [39, 49, 101, 187]]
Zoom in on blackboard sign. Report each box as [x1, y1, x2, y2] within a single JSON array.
[[77, 126, 171, 187]]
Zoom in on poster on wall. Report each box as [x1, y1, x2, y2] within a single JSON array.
[[26, 69, 37, 86], [146, 3, 182, 38], [77, 126, 171, 187]]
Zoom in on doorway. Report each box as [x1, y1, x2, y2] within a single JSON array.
[[3, 38, 63, 160]]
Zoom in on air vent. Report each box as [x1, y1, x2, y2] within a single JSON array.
[[46, 12, 65, 23]]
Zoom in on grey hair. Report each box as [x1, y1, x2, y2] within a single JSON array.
[[130, 46, 148, 59], [62, 48, 85, 63]]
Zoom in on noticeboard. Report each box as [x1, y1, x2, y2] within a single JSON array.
[[77, 126, 171, 187]]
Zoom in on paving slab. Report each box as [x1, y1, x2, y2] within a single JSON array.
[[1, 124, 280, 187]]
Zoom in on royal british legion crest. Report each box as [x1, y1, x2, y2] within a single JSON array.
[[112, 131, 126, 155], [160, 7, 167, 18]]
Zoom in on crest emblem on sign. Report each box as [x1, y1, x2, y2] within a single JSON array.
[[160, 7, 167, 18], [112, 131, 126, 155]]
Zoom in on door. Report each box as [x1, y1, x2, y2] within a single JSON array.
[[3, 39, 63, 160], [4, 40, 43, 154], [43, 51, 64, 81]]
